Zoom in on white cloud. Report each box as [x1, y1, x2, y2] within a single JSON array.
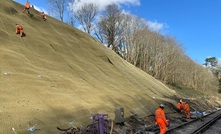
[[218, 58, 221, 66], [147, 21, 168, 32], [33, 5, 48, 14], [69, 0, 140, 12], [68, 0, 169, 34]]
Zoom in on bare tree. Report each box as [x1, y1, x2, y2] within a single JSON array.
[[48, 0, 68, 22], [69, 16, 75, 26], [66, 10, 75, 26], [74, 3, 98, 34], [121, 14, 149, 64], [95, 4, 124, 53]]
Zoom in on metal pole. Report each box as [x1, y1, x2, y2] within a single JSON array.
[[98, 114, 104, 134]]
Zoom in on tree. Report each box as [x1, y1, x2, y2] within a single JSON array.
[[204, 57, 219, 75], [95, 4, 124, 53], [66, 10, 75, 26], [121, 14, 149, 64], [204, 57, 218, 67], [93, 3, 219, 93], [48, 0, 68, 22], [74, 3, 98, 34], [69, 16, 75, 27]]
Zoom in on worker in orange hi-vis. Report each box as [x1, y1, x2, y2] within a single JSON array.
[[40, 12, 47, 21], [177, 99, 182, 112], [155, 104, 169, 134], [181, 100, 185, 113], [22, 1, 31, 14], [15, 23, 25, 37], [184, 101, 191, 119]]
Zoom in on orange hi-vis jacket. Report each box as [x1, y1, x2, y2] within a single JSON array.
[[41, 13, 46, 18], [16, 24, 24, 37], [16, 24, 22, 32], [25, 2, 30, 8], [184, 103, 190, 112], [177, 102, 182, 109], [180, 102, 185, 112], [181, 102, 185, 108], [155, 107, 167, 134], [184, 103, 190, 119], [16, 24, 20, 32], [155, 107, 167, 123]]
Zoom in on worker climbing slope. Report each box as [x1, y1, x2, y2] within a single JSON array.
[[22, 0, 31, 14], [16, 23, 25, 37], [40, 12, 47, 21], [22, 0, 34, 17]]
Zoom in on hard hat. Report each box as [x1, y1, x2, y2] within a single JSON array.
[[16, 22, 19, 25], [180, 99, 182, 102], [159, 104, 164, 108]]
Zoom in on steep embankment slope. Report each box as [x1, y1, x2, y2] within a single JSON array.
[[0, 1, 175, 133]]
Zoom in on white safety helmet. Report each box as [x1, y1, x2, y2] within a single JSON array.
[[159, 104, 164, 108]]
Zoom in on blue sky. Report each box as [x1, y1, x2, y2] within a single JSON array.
[[14, 0, 221, 64]]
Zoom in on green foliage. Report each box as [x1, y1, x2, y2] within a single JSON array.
[[204, 57, 221, 76], [168, 83, 204, 97], [204, 57, 218, 67]]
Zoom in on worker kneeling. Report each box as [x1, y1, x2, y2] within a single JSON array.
[[16, 23, 25, 37], [155, 104, 169, 134]]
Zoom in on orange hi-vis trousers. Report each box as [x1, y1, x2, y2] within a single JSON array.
[[156, 120, 166, 134]]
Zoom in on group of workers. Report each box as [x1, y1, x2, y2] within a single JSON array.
[[14, 2, 193, 134], [155, 99, 191, 134], [16, 1, 47, 37], [177, 99, 191, 119]]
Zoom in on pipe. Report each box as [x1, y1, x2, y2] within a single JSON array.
[[98, 114, 104, 134], [110, 120, 114, 134]]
